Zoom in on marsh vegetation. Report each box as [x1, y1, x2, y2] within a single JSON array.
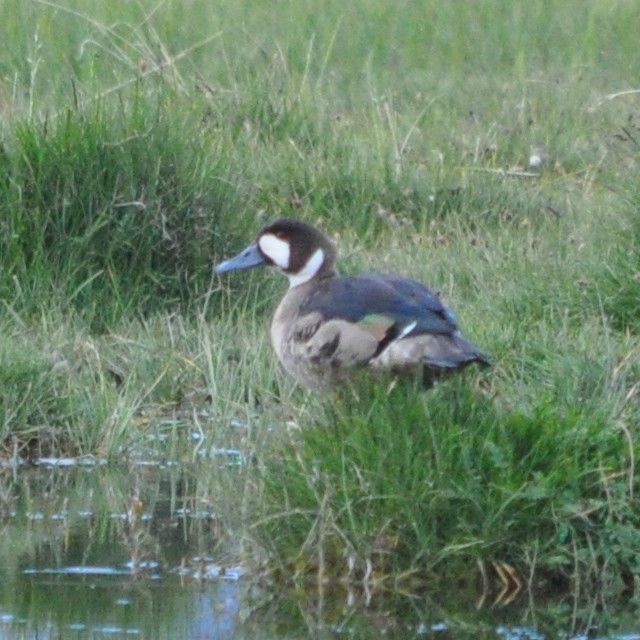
[[0, 0, 639, 609]]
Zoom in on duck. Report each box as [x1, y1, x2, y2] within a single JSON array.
[[214, 218, 490, 391]]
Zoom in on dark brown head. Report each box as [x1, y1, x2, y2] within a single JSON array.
[[215, 218, 337, 287]]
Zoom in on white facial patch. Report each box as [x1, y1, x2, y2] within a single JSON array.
[[258, 234, 290, 269], [287, 248, 325, 288]]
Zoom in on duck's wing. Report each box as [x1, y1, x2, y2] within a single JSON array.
[[298, 274, 489, 371], [301, 274, 457, 337]]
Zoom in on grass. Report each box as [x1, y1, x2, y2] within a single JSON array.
[[0, 0, 639, 599]]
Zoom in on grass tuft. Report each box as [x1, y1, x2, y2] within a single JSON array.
[[255, 373, 638, 591]]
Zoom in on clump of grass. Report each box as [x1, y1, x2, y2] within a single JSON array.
[[0, 313, 146, 461], [0, 90, 251, 328], [600, 146, 640, 334], [254, 367, 638, 592], [0, 336, 75, 459], [0, 298, 296, 464]]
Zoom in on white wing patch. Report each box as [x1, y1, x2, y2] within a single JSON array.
[[398, 321, 417, 340]]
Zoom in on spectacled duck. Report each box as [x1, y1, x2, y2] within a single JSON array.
[[215, 218, 490, 391]]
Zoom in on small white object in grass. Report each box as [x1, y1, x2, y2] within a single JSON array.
[[528, 153, 543, 169]]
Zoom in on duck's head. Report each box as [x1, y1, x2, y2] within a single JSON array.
[[214, 218, 337, 288]]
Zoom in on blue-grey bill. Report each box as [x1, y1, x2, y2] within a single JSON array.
[[214, 244, 265, 274]]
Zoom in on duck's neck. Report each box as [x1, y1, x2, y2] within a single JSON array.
[[286, 248, 335, 288]]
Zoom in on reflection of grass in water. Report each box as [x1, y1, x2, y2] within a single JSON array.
[[0, 0, 639, 599], [260, 580, 640, 639], [0, 464, 246, 578], [0, 466, 252, 636]]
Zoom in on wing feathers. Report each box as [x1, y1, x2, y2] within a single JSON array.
[[301, 274, 457, 338], [289, 274, 488, 377]]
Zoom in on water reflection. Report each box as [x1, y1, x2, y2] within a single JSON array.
[[3, 575, 249, 638], [0, 465, 638, 639]]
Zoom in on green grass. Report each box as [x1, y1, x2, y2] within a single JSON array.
[[0, 0, 639, 597]]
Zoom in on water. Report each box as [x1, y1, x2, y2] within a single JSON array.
[[0, 464, 638, 639]]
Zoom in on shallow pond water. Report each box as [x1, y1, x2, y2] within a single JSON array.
[[0, 464, 638, 639]]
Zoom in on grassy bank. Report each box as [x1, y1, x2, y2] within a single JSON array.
[[1, 0, 639, 596]]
